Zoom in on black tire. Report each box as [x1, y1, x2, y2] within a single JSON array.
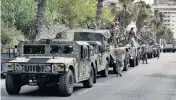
[[123, 59, 128, 71], [83, 67, 94, 88], [58, 69, 74, 96], [100, 61, 109, 77], [163, 50, 166, 53], [136, 57, 139, 66], [130, 59, 135, 67], [5, 73, 21, 95], [113, 63, 117, 74], [93, 67, 97, 83]]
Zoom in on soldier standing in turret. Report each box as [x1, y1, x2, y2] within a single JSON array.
[[142, 45, 148, 64], [88, 20, 97, 29], [128, 28, 135, 42]]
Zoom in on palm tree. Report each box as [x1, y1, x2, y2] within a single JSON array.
[[152, 10, 165, 43], [96, 0, 104, 27], [135, 1, 152, 35], [35, 0, 47, 40]]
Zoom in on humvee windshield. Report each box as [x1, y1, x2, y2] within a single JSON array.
[[50, 45, 73, 54], [74, 32, 104, 41], [23, 45, 45, 54]]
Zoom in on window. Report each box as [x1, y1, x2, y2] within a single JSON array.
[[50, 45, 61, 54], [50, 45, 73, 54], [23, 45, 45, 54], [63, 46, 73, 54], [81, 46, 83, 58], [84, 49, 88, 58], [87, 46, 90, 58]]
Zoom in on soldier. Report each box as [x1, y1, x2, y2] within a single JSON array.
[[128, 28, 135, 41], [141, 45, 148, 64], [156, 45, 160, 59], [114, 46, 124, 77], [88, 20, 97, 29]]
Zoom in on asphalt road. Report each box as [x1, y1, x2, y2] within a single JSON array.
[[1, 53, 176, 100]]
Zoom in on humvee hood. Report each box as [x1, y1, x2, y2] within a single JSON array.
[[9, 57, 76, 64]]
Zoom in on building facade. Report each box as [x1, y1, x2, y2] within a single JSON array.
[[153, 0, 176, 39]]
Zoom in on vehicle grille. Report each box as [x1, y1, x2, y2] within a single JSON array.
[[17, 64, 51, 73]]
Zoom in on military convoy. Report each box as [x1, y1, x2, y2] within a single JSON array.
[[2, 28, 160, 96]]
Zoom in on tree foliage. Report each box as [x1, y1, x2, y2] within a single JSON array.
[[1, 0, 112, 50]]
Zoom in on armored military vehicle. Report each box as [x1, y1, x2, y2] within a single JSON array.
[[124, 37, 139, 67], [68, 29, 111, 77], [163, 39, 175, 53], [3, 39, 97, 96], [86, 41, 109, 77]]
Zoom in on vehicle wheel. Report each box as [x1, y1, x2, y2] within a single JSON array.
[[93, 67, 97, 83], [58, 69, 74, 96], [113, 63, 117, 74], [136, 57, 139, 66], [150, 53, 152, 58], [1, 74, 5, 79], [83, 67, 94, 88], [147, 53, 150, 59], [123, 59, 128, 71], [130, 59, 135, 67], [100, 61, 109, 77], [5, 73, 21, 95], [163, 50, 165, 53]]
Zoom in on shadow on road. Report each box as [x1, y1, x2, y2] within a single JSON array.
[[1, 70, 117, 97]]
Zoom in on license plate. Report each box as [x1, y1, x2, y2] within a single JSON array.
[[29, 80, 37, 86]]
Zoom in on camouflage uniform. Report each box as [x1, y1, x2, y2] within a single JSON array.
[[88, 22, 97, 29], [142, 46, 148, 64], [114, 48, 124, 76], [156, 46, 160, 59]]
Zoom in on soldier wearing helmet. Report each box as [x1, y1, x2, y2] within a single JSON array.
[[141, 45, 148, 64]]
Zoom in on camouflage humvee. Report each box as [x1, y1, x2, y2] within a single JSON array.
[[151, 43, 158, 58], [86, 41, 109, 77], [66, 29, 111, 77], [124, 37, 140, 67], [2, 39, 97, 96], [147, 44, 153, 59]]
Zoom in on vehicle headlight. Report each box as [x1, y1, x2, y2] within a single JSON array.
[[52, 64, 64, 72], [15, 65, 23, 72], [44, 66, 51, 72]]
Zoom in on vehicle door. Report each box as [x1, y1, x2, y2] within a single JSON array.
[[79, 45, 89, 79]]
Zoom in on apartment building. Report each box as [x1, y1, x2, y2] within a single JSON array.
[[153, 0, 176, 39]]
